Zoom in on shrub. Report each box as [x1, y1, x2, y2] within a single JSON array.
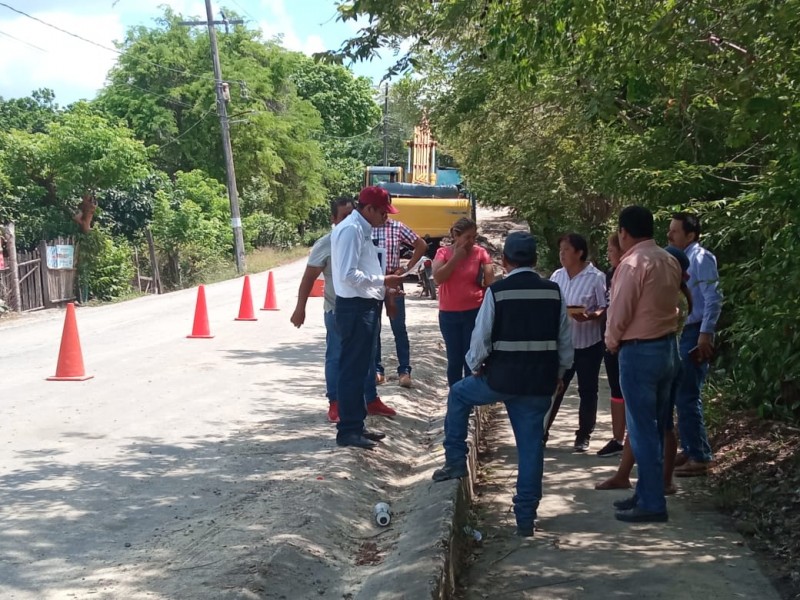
[[78, 227, 134, 301], [243, 212, 299, 250]]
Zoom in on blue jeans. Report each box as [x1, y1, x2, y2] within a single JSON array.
[[443, 374, 551, 529], [675, 324, 713, 462], [324, 311, 377, 404], [619, 336, 679, 513], [438, 309, 480, 386], [334, 297, 381, 437], [376, 295, 411, 375]]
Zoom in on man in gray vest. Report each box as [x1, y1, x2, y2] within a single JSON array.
[[432, 232, 574, 536]]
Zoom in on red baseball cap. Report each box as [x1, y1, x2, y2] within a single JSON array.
[[359, 186, 399, 214]]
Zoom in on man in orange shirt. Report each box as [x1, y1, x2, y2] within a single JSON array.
[[605, 206, 681, 523]]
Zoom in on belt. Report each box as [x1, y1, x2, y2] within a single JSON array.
[[619, 333, 674, 347]]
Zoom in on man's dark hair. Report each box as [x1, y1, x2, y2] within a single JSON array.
[[330, 196, 355, 219], [672, 212, 701, 240], [559, 233, 589, 262], [619, 205, 654, 239]]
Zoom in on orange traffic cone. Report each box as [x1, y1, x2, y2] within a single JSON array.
[[47, 303, 94, 381], [235, 275, 258, 321], [187, 285, 214, 338], [261, 271, 279, 311], [309, 277, 325, 298]]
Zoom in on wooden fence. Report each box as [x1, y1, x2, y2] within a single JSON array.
[[0, 228, 77, 312]]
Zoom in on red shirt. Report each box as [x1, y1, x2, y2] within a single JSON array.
[[435, 245, 492, 312]]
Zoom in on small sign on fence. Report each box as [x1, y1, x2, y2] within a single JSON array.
[[46, 245, 74, 270]]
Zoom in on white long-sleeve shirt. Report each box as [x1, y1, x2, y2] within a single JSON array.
[[330, 210, 385, 300]]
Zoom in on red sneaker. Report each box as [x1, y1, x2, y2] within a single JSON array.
[[327, 401, 340, 423], [367, 397, 397, 417]]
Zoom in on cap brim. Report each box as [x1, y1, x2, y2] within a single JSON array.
[[386, 204, 399, 214]]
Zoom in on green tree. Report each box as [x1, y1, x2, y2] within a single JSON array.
[[332, 0, 800, 419], [0, 88, 60, 134], [98, 8, 327, 224], [150, 169, 232, 288], [1, 103, 151, 236]]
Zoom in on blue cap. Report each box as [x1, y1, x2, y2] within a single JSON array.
[[664, 245, 690, 280], [503, 232, 537, 264]]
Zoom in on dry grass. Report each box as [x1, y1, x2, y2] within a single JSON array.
[[203, 246, 309, 284]]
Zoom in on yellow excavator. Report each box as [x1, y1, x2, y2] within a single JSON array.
[[363, 123, 476, 298]]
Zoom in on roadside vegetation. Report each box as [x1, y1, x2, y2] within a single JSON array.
[[0, 8, 418, 300], [329, 1, 800, 592]]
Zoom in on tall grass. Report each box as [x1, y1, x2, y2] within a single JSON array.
[[203, 246, 310, 284]]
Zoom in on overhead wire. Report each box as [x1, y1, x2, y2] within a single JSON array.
[[228, 0, 260, 26], [0, 1, 245, 86], [157, 105, 216, 149], [0, 28, 46, 52], [1, 2, 384, 146]]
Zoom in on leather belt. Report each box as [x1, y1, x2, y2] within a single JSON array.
[[619, 333, 674, 347]]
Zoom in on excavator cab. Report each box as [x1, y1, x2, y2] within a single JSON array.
[[364, 166, 404, 188]]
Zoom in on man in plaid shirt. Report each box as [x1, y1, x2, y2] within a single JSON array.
[[372, 218, 429, 387]]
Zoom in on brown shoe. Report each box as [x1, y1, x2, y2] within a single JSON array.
[[675, 452, 689, 467], [398, 373, 412, 388], [375, 373, 385, 385], [674, 460, 711, 477]]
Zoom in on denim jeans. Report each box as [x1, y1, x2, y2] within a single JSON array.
[[619, 336, 680, 513], [675, 324, 713, 461], [334, 297, 381, 437], [324, 310, 377, 404], [438, 308, 480, 386], [443, 374, 552, 529], [546, 341, 604, 439], [376, 295, 411, 375]]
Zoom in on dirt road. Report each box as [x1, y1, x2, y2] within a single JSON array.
[[1, 209, 782, 599], [0, 261, 453, 599]]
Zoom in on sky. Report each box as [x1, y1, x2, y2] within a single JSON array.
[[0, 0, 401, 105]]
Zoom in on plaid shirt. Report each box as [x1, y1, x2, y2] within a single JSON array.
[[372, 219, 419, 273]]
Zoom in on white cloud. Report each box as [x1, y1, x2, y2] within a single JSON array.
[[256, 0, 327, 55], [0, 1, 205, 103], [0, 11, 124, 102]]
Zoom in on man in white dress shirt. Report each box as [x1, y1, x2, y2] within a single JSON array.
[[330, 187, 405, 449]]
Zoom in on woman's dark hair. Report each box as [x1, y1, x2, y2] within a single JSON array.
[[451, 217, 477, 236], [559, 233, 589, 262], [330, 196, 356, 219], [618, 205, 654, 238]]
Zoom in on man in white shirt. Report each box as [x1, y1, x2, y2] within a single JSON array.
[[330, 187, 405, 449], [290, 197, 396, 423]]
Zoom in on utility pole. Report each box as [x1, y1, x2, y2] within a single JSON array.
[[382, 83, 389, 166], [180, 1, 246, 273]]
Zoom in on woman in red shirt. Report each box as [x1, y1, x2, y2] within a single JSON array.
[[432, 218, 495, 386]]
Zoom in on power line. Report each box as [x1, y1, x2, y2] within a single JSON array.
[[0, 28, 46, 52], [229, 0, 259, 25], [108, 80, 196, 109], [157, 105, 215, 148], [0, 1, 245, 86], [0, 20, 197, 109]]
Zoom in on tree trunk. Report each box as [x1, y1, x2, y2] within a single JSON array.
[[72, 194, 97, 233]]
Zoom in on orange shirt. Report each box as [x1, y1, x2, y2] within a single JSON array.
[[605, 239, 681, 350]]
